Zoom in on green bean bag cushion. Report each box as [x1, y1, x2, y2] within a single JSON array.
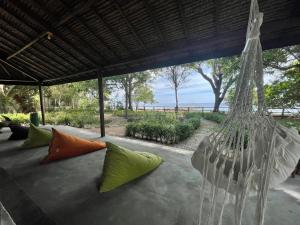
[[22, 123, 52, 148], [100, 142, 163, 192]]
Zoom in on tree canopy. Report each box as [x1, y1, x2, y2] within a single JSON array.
[[191, 56, 240, 112]]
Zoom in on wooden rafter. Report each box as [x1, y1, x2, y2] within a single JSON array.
[[44, 68, 99, 83], [0, 0, 299, 86], [0, 79, 35, 83], [30, 0, 107, 66], [0, 29, 62, 78], [9, 0, 99, 67], [0, 63, 10, 76], [111, 0, 147, 51], [0, 58, 39, 81], [142, 0, 166, 43], [0, 16, 78, 74], [59, 0, 120, 60], [1, 7, 83, 71], [213, 0, 220, 35], [54, 0, 98, 28], [7, 32, 51, 60], [91, 8, 133, 56], [175, 0, 189, 38], [11, 57, 49, 79]]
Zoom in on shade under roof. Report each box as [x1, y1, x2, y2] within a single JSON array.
[[0, 0, 300, 86]]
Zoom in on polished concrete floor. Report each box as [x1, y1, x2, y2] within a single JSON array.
[[0, 126, 299, 225]]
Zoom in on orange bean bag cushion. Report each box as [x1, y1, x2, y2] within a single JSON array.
[[42, 128, 106, 163]]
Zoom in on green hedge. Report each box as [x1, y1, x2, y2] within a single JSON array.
[[1, 113, 29, 124], [1, 111, 111, 128], [201, 112, 225, 123], [126, 112, 201, 144]]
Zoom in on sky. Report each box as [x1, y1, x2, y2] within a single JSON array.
[[109, 64, 278, 107], [109, 64, 216, 107], [150, 70, 215, 106]]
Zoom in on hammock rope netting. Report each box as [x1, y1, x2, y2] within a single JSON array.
[[191, 0, 300, 225]]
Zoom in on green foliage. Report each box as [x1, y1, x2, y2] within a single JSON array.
[[190, 56, 240, 112], [1, 113, 29, 124], [133, 85, 155, 108], [278, 118, 300, 133], [107, 71, 153, 110], [0, 85, 39, 113], [201, 112, 225, 123], [126, 112, 201, 144], [264, 68, 300, 108], [2, 110, 111, 128]]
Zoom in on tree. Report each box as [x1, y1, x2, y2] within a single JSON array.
[[263, 45, 300, 72], [263, 45, 300, 115], [43, 79, 111, 111], [0, 85, 19, 113], [133, 85, 155, 110], [107, 71, 152, 117], [192, 56, 240, 112], [265, 67, 300, 110], [0, 85, 39, 113], [160, 65, 190, 112]]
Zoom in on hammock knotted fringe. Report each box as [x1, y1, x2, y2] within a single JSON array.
[[191, 0, 300, 224]]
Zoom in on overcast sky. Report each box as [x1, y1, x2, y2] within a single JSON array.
[[109, 64, 278, 107]]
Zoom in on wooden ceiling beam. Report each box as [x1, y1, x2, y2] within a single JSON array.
[[111, 0, 148, 51], [213, 0, 220, 35], [31, 0, 107, 66], [59, 0, 121, 60], [2, 6, 85, 70], [175, 0, 189, 38], [9, 0, 99, 68], [142, 0, 166, 43], [0, 79, 38, 85], [91, 8, 133, 57], [7, 32, 50, 60], [0, 29, 64, 78], [1, 42, 52, 80], [0, 58, 39, 82], [54, 0, 98, 28], [43, 68, 99, 84], [10, 58, 49, 79], [0, 63, 10, 77], [0, 14, 79, 73]]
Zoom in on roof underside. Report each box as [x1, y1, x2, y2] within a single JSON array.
[[0, 0, 300, 86]]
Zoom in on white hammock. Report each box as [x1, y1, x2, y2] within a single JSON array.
[[191, 0, 300, 225]]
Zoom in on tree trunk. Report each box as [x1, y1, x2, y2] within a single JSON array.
[[124, 86, 128, 119], [175, 86, 178, 113], [128, 78, 133, 111], [213, 97, 222, 112]]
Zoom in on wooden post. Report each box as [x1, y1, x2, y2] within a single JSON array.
[[281, 108, 285, 119], [38, 84, 45, 125], [97, 73, 105, 137]]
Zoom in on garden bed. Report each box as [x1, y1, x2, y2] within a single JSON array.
[[1, 110, 111, 128], [125, 112, 201, 144]]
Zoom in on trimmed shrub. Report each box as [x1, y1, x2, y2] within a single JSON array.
[[201, 112, 225, 123], [1, 113, 29, 124], [126, 112, 201, 144], [2, 110, 110, 128]]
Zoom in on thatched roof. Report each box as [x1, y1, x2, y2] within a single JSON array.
[[0, 0, 300, 86]]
